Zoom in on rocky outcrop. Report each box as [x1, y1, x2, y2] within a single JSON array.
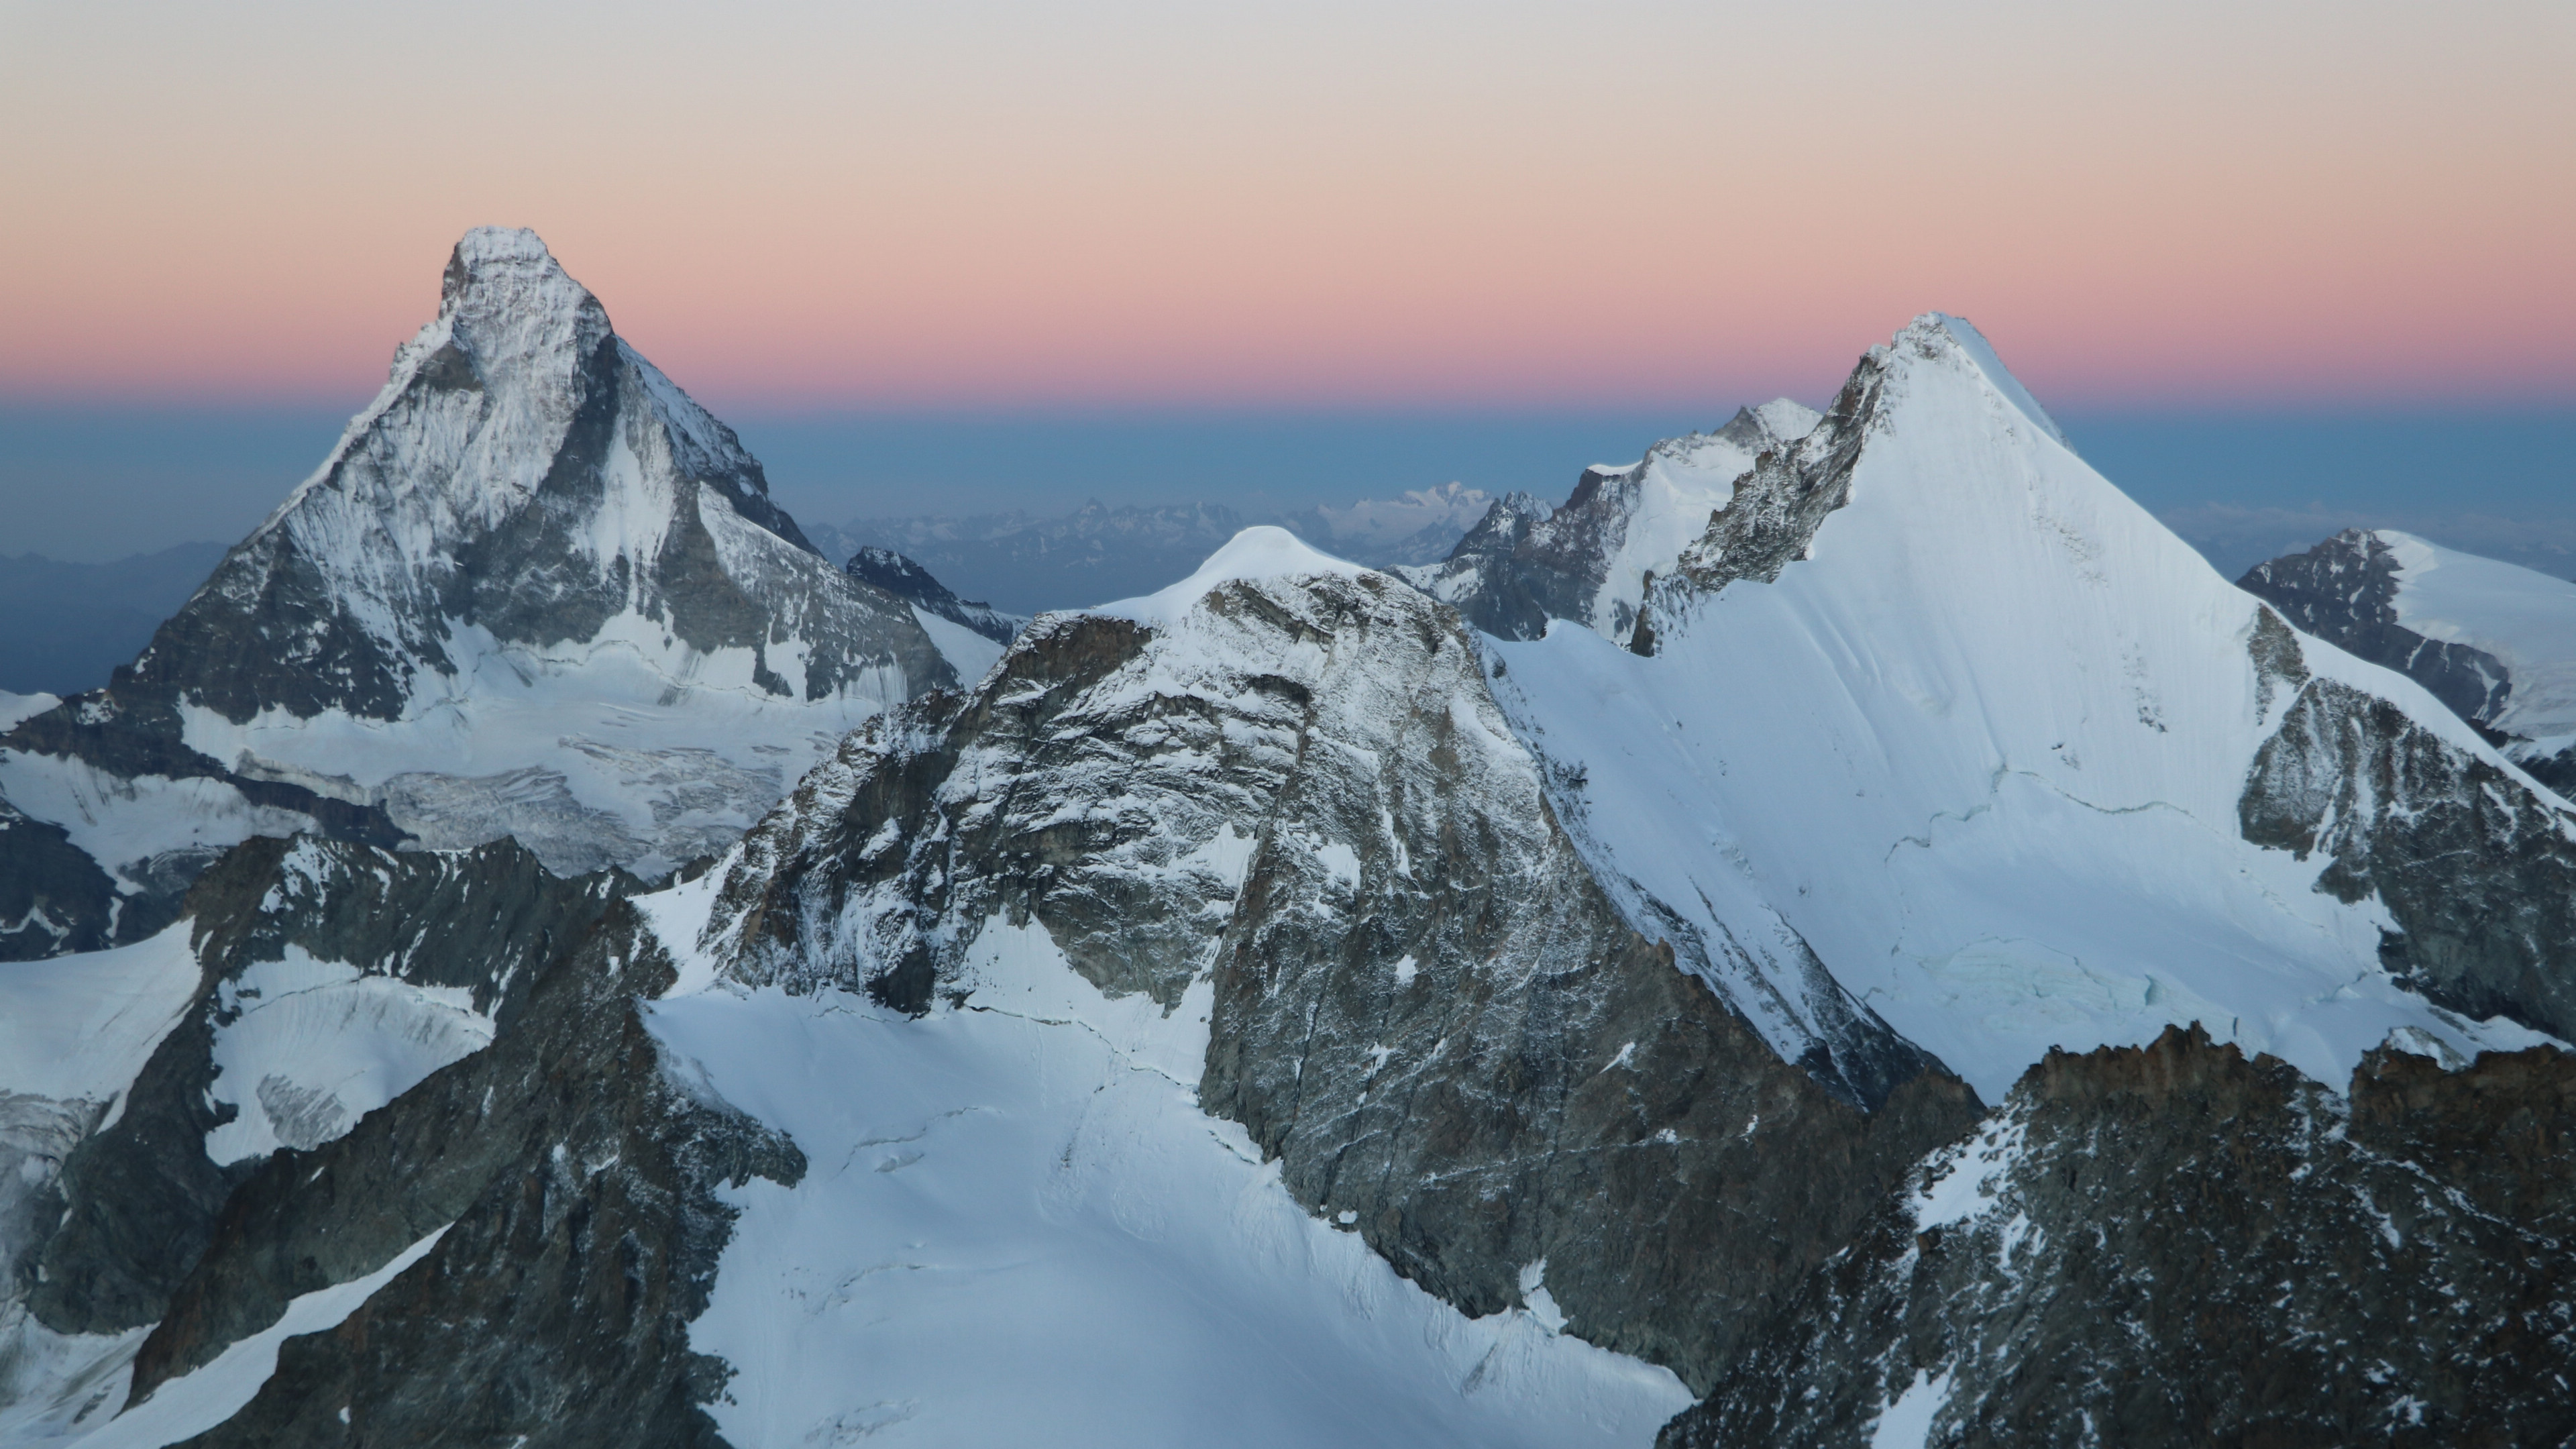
[[1627, 353, 1883, 655], [1403, 401, 1819, 643], [20, 836, 632, 1339], [1667, 1027, 2576, 1448], [2242, 667, 2576, 1042], [699, 544, 1980, 1394], [0, 794, 124, 958], [843, 546, 1022, 645], [2240, 529, 2513, 729], [129, 894, 800, 1449], [2241, 528, 2576, 794]]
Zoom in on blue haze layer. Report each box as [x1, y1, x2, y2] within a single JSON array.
[[1, 402, 2569, 691]]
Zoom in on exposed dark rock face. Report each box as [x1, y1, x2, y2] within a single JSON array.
[[2239, 529, 2576, 794], [2239, 529, 2513, 729], [19, 836, 633, 1338], [845, 545, 1023, 645], [699, 562, 1981, 1395], [1666, 1027, 2576, 1449], [134, 898, 800, 1449], [0, 793, 125, 958], [1402, 402, 1817, 643], [1628, 354, 1884, 655], [1398, 489, 1577, 641], [0, 687, 411, 959], [2242, 669, 2576, 1042]]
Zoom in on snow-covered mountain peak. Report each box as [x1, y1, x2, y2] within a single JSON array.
[[0, 229, 964, 900], [437, 224, 605, 355], [1099, 525, 1371, 627], [1881, 311, 2069, 449], [1536, 315, 2576, 1101], [444, 223, 576, 291], [1746, 396, 1823, 440]]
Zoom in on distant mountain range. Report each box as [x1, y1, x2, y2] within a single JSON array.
[[805, 482, 1493, 616], [0, 544, 229, 696]]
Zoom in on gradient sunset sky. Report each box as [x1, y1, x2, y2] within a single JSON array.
[[5, 0, 2571, 414]]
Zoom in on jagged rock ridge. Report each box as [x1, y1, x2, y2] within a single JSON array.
[[2241, 527, 2576, 793], [691, 528, 1979, 1397], [1666, 1026, 2576, 1448], [1399, 398, 1821, 642]]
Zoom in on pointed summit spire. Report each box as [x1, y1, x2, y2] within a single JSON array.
[[417, 226, 610, 407]]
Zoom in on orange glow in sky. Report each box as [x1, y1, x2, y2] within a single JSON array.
[[3, 1, 2570, 411]]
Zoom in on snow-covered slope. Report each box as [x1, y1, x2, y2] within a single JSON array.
[[2241, 527, 2576, 789], [647, 900, 1693, 1448], [1491, 315, 2570, 1102], [1400, 400, 1819, 641], [637, 523, 1968, 1434], [0, 229, 965, 938]]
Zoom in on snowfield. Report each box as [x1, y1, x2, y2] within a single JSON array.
[[0, 924, 202, 1112], [644, 910, 1693, 1449], [201, 949, 494, 1165]]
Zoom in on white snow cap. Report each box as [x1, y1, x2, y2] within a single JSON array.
[[1749, 397, 1825, 439], [1097, 526, 1371, 626], [1894, 312, 2070, 447]]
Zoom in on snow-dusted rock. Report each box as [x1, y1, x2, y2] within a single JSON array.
[[2242, 527, 2576, 791], [1398, 399, 1819, 641]]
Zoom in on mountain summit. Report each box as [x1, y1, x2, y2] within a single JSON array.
[[142, 225, 932, 724], [0, 229, 964, 955]]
